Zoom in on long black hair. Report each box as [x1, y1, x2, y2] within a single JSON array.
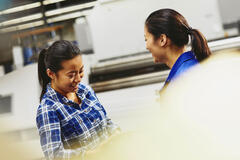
[[38, 40, 81, 101], [145, 8, 211, 62]]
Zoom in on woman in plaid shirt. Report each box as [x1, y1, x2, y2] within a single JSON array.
[[36, 40, 119, 160]]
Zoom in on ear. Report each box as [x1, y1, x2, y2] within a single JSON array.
[[46, 68, 55, 80], [158, 34, 168, 47]]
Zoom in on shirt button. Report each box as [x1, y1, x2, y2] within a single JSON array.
[[79, 120, 82, 123]]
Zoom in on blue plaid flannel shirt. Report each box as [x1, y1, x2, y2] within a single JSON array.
[[36, 83, 119, 160]]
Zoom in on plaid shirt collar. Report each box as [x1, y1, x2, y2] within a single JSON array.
[[45, 83, 85, 106]]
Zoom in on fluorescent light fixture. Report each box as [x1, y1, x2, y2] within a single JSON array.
[[0, 20, 44, 33], [98, 0, 120, 4], [47, 12, 83, 23], [47, 9, 92, 23], [43, 0, 66, 5], [0, 13, 43, 27], [45, 1, 97, 16], [0, 2, 41, 15]]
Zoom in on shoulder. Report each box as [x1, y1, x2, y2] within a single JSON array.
[[77, 83, 100, 104], [173, 58, 198, 79], [78, 83, 95, 94], [182, 58, 198, 69], [37, 97, 61, 115], [179, 51, 198, 70], [36, 97, 62, 126], [175, 59, 199, 78]]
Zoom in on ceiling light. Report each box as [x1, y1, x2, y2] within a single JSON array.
[[0, 2, 41, 15], [47, 12, 83, 23], [98, 0, 121, 4], [45, 1, 97, 17], [0, 21, 44, 33], [43, 0, 66, 5], [0, 13, 43, 27]]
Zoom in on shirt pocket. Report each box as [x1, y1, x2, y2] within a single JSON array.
[[61, 115, 85, 138]]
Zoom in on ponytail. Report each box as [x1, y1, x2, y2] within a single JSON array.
[[38, 49, 50, 101], [190, 29, 211, 62]]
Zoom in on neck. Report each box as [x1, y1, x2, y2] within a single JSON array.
[[165, 46, 187, 68], [66, 92, 81, 104], [51, 82, 71, 97]]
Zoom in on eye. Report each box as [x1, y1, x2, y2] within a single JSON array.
[[68, 73, 75, 78], [79, 68, 84, 73]]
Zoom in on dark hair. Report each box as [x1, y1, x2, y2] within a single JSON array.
[[38, 40, 81, 101], [145, 8, 211, 62]]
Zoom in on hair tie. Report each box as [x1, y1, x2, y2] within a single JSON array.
[[188, 27, 193, 34]]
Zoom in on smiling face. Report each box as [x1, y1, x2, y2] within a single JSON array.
[[48, 55, 84, 96], [144, 26, 167, 63]]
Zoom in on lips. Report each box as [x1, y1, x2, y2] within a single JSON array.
[[71, 84, 79, 90], [73, 86, 78, 89]]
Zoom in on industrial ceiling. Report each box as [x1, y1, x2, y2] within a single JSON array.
[[0, 0, 97, 65]]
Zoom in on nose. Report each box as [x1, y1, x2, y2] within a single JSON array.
[[146, 46, 149, 50], [74, 73, 83, 83], [145, 43, 149, 51]]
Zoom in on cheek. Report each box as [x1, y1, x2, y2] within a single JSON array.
[[146, 41, 151, 48], [59, 77, 72, 86], [147, 40, 156, 50]]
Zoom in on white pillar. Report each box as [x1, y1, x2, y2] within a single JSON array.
[[12, 46, 23, 70]]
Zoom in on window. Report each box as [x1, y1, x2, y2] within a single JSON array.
[[0, 95, 12, 114], [218, 0, 240, 29]]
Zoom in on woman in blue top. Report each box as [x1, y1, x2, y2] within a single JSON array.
[[144, 8, 211, 89], [36, 40, 119, 160]]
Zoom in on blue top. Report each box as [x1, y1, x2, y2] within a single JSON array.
[[165, 51, 198, 85], [36, 83, 119, 160]]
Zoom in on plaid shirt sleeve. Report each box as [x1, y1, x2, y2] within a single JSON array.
[[36, 100, 85, 160]]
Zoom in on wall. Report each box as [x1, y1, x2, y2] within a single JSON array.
[[61, 22, 77, 41], [74, 17, 94, 53], [0, 34, 13, 64], [218, 0, 240, 24], [88, 0, 224, 60], [0, 63, 42, 159], [97, 82, 164, 131], [0, 63, 39, 132]]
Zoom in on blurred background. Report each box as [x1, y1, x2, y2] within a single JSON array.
[[0, 0, 239, 159]]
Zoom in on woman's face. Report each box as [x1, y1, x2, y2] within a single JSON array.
[[51, 55, 84, 96], [144, 26, 166, 63]]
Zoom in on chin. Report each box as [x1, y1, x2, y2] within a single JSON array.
[[73, 87, 79, 92], [154, 58, 161, 63], [74, 88, 79, 92]]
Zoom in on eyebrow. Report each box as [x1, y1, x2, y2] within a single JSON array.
[[67, 65, 84, 74]]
